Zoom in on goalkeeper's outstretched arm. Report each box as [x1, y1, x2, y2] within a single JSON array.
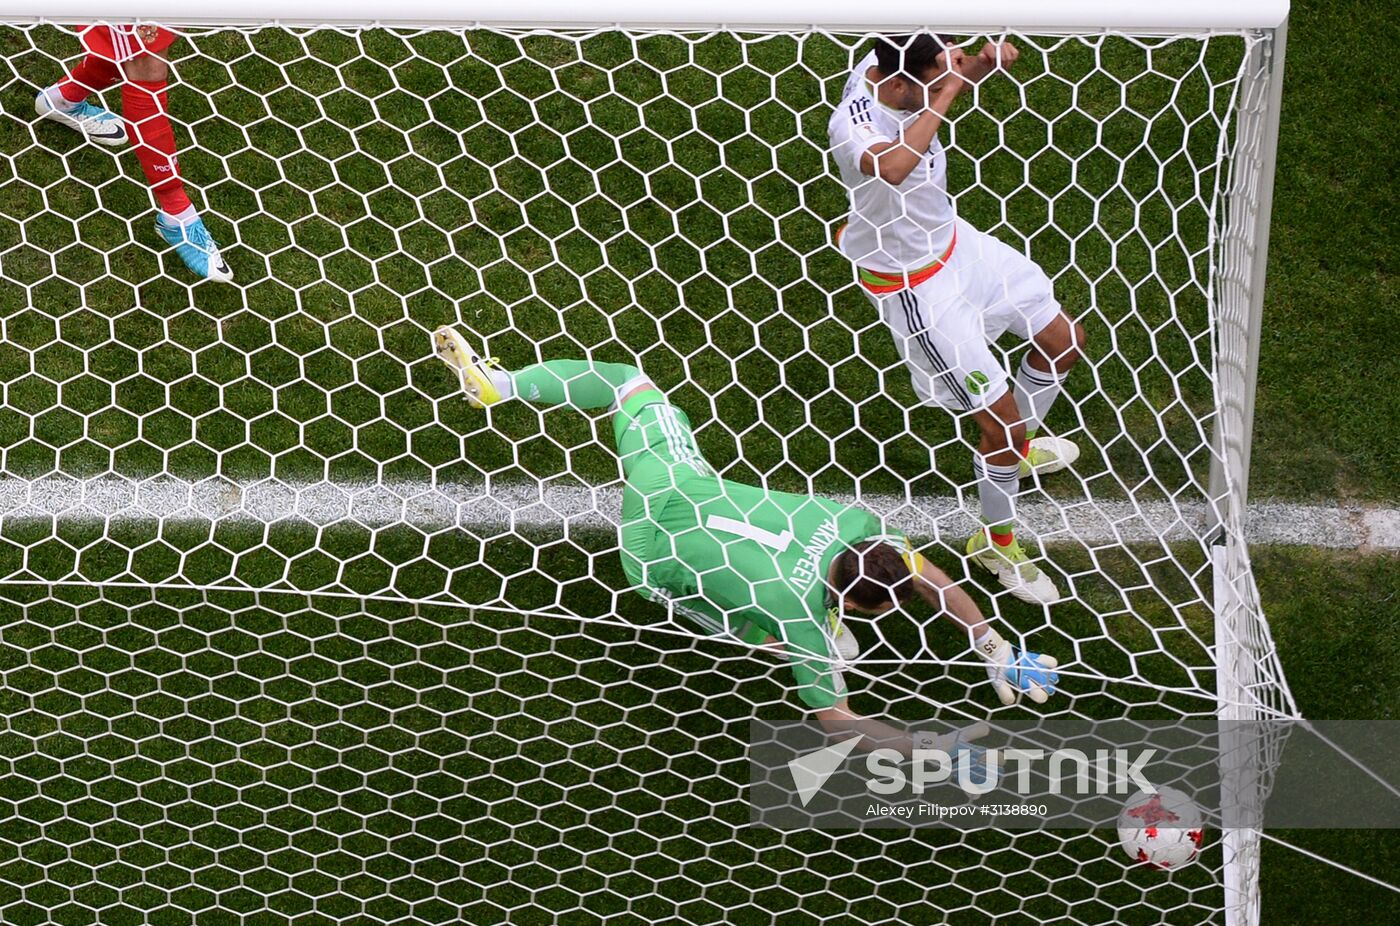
[[908, 556, 1061, 706], [825, 542, 1060, 717], [811, 702, 991, 765], [813, 700, 918, 757], [798, 548, 1059, 760], [907, 554, 989, 639]]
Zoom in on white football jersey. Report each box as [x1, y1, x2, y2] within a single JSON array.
[[827, 51, 957, 274]]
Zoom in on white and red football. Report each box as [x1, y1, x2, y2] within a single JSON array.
[[1118, 786, 1206, 869]]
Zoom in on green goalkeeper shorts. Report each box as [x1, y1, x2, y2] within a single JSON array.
[[612, 389, 770, 647]]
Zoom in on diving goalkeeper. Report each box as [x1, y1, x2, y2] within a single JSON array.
[[433, 327, 1059, 755]]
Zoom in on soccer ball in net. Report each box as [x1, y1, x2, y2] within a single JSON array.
[[1118, 786, 1207, 869]]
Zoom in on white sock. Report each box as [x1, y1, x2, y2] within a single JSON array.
[[159, 205, 199, 226], [972, 454, 1021, 527], [490, 368, 514, 398], [1013, 355, 1068, 436], [44, 85, 80, 112]]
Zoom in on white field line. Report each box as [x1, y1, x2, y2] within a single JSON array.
[[0, 474, 1393, 550]]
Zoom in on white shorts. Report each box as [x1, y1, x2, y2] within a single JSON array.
[[866, 218, 1061, 412]]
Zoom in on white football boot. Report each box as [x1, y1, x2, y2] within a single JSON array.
[[156, 214, 234, 284], [1020, 435, 1080, 479], [35, 89, 128, 147], [966, 529, 1062, 606]]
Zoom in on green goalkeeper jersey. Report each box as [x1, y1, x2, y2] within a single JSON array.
[[630, 465, 896, 709], [646, 476, 885, 615], [498, 360, 903, 712]]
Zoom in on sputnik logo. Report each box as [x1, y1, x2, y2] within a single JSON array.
[[787, 735, 863, 807]]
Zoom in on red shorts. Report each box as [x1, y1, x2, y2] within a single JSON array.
[[76, 24, 178, 64]]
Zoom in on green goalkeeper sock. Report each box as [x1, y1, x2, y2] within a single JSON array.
[[510, 360, 644, 410]]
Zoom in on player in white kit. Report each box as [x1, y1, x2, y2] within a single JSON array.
[[828, 33, 1087, 606]]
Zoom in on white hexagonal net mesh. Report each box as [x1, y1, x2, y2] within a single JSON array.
[[0, 19, 1294, 925]]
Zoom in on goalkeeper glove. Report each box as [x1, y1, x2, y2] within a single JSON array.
[[914, 722, 991, 761], [914, 723, 997, 793], [975, 628, 1059, 706]]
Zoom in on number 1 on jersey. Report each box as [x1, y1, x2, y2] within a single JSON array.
[[704, 515, 793, 552]]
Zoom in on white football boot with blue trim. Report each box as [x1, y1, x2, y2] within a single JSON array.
[[35, 89, 128, 147], [156, 214, 234, 284]]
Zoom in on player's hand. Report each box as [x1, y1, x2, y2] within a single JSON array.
[[999, 647, 1059, 704], [979, 41, 1019, 71], [929, 46, 967, 106], [915, 721, 990, 757], [915, 723, 999, 793], [975, 628, 1060, 705]]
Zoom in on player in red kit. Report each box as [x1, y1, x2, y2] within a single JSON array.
[[35, 23, 233, 283]]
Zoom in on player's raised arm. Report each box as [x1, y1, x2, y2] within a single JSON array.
[[853, 37, 966, 186], [860, 88, 960, 185], [907, 551, 1061, 706]]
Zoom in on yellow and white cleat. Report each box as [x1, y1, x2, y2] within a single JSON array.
[[432, 326, 504, 408], [1020, 435, 1080, 479], [826, 607, 860, 663], [966, 529, 1062, 606]]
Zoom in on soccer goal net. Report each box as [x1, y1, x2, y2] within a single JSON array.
[[0, 2, 1292, 923]]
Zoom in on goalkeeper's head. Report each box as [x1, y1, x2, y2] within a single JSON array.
[[871, 33, 961, 111], [829, 539, 916, 615]]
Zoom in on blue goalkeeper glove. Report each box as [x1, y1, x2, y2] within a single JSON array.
[[975, 628, 1060, 705]]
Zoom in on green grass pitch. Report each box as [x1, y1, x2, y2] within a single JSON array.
[[0, 0, 1396, 922]]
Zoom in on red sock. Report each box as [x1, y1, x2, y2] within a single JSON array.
[[990, 527, 1016, 547], [121, 78, 192, 216], [58, 54, 121, 103]]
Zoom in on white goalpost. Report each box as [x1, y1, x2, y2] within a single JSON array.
[[0, 2, 1294, 924]]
